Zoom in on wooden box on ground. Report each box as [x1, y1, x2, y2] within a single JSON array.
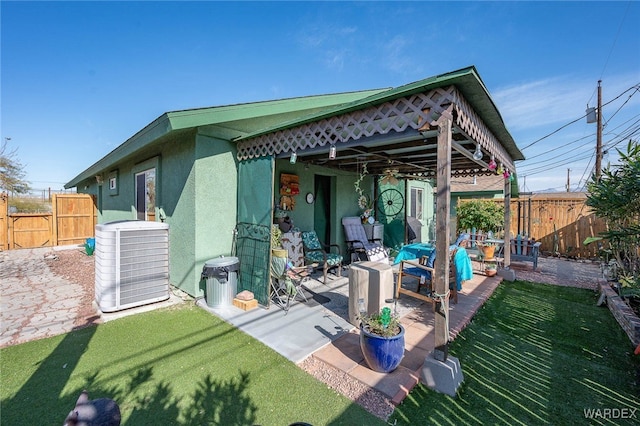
[[233, 298, 258, 311]]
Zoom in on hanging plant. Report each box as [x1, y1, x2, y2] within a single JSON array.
[[354, 162, 369, 199], [354, 162, 373, 219]]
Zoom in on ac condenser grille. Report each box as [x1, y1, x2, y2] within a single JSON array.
[[95, 221, 170, 312]]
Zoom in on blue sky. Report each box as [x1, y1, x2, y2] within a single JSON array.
[[2, 1, 639, 193]]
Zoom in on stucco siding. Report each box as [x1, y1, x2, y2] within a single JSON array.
[[160, 137, 197, 296], [192, 133, 239, 298]]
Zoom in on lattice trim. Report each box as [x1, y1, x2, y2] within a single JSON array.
[[237, 86, 516, 172], [452, 91, 515, 171], [237, 87, 456, 160]]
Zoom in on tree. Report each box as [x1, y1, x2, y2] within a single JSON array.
[[0, 139, 30, 194]]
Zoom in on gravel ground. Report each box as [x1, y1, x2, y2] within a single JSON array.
[[299, 356, 396, 421], [45, 248, 100, 329]]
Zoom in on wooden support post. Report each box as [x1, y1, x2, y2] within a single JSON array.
[[503, 177, 511, 268], [434, 111, 452, 362]]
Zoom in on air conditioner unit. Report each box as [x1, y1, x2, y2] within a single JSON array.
[[95, 220, 170, 312]]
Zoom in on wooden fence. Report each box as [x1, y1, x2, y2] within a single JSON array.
[[458, 195, 608, 259], [0, 193, 97, 250]]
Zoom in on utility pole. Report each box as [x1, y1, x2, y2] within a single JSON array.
[[595, 80, 603, 179], [566, 168, 571, 192]]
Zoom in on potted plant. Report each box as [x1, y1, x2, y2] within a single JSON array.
[[478, 241, 498, 259], [271, 225, 287, 258], [485, 260, 498, 277], [358, 307, 405, 373]]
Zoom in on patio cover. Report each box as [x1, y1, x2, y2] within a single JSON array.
[[235, 66, 523, 360]]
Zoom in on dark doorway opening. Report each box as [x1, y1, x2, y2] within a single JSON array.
[[313, 175, 332, 244]]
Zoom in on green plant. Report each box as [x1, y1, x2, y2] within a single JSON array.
[[456, 199, 503, 233], [271, 224, 282, 248], [585, 140, 640, 286], [359, 307, 401, 337], [485, 261, 497, 270]]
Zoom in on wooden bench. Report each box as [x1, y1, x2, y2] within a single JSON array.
[[509, 237, 541, 271]]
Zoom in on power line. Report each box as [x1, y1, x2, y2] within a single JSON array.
[[519, 151, 596, 175], [518, 114, 640, 176], [520, 83, 640, 151], [519, 125, 638, 177], [599, 0, 633, 81]]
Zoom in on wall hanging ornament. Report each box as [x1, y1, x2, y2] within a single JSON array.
[[503, 168, 510, 179], [497, 162, 504, 175]]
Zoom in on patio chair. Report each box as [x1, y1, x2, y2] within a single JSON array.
[[396, 233, 472, 304], [270, 256, 309, 313], [407, 216, 422, 243], [510, 236, 541, 270], [301, 231, 343, 284], [341, 216, 388, 263]]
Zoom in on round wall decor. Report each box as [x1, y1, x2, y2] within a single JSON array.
[[306, 192, 315, 204]]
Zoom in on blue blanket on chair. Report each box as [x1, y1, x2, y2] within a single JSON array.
[[452, 247, 473, 291]]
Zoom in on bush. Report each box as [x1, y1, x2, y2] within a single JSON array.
[[9, 196, 51, 213], [586, 140, 640, 293]]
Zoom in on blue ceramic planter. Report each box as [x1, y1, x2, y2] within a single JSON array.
[[359, 324, 405, 373]]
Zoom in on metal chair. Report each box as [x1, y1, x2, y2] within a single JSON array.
[[341, 217, 388, 263], [270, 256, 309, 313], [301, 231, 343, 284]]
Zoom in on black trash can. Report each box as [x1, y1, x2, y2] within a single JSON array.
[[202, 256, 239, 308]]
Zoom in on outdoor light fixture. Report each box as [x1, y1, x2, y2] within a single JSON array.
[[473, 143, 483, 161], [290, 151, 297, 164], [329, 144, 337, 160], [488, 155, 497, 171]]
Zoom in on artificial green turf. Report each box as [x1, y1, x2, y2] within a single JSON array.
[[0, 305, 385, 426], [390, 280, 640, 425]]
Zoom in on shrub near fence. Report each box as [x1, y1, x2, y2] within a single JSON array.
[[458, 194, 608, 259], [0, 193, 97, 250]]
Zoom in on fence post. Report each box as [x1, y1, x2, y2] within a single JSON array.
[[51, 194, 58, 246], [0, 193, 8, 250]]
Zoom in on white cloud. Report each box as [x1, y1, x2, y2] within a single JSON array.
[[324, 49, 346, 71], [493, 77, 592, 131], [493, 71, 640, 132]]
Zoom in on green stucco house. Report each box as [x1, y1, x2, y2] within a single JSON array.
[[66, 66, 524, 306]]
